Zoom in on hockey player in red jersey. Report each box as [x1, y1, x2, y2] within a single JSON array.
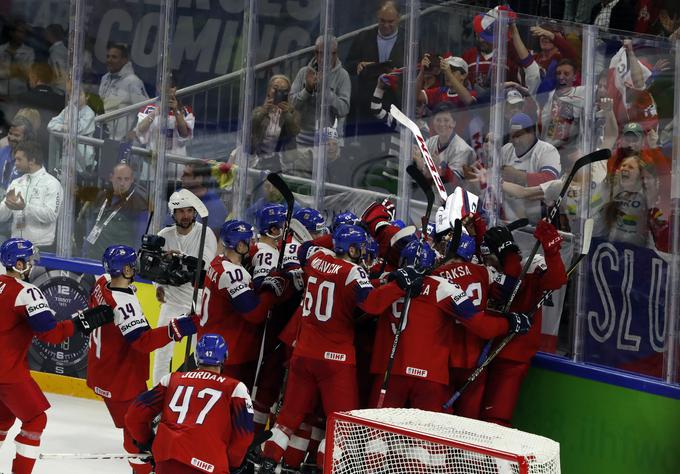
[[479, 220, 567, 426], [370, 238, 529, 412], [87, 245, 199, 474], [126, 333, 255, 474], [199, 220, 286, 389], [0, 238, 113, 473], [259, 224, 420, 472]]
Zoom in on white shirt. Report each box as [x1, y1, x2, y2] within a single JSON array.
[[48, 41, 68, 94], [0, 42, 35, 96], [0, 167, 62, 246], [501, 139, 561, 223], [99, 62, 148, 140], [157, 222, 217, 309], [136, 104, 195, 156], [48, 104, 96, 171], [426, 134, 475, 181]]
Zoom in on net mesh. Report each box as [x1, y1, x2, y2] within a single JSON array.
[[328, 409, 560, 474]]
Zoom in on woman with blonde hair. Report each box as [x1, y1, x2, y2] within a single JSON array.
[[249, 74, 300, 172]]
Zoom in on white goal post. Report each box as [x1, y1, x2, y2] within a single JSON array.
[[326, 408, 560, 474]]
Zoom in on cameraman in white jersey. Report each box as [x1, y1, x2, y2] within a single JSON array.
[[152, 189, 217, 384]]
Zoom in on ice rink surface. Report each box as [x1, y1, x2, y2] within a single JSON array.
[[0, 393, 130, 473]]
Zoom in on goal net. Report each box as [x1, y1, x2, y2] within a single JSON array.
[[326, 408, 560, 474]]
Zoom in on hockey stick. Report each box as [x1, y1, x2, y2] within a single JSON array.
[[40, 430, 274, 461], [499, 148, 609, 315], [178, 189, 210, 370], [376, 164, 436, 408], [390, 104, 448, 202], [251, 173, 295, 401], [443, 218, 594, 409]]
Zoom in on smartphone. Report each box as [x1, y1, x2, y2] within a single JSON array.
[[273, 89, 289, 104]]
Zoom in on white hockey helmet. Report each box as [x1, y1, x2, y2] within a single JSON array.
[[168, 189, 201, 215]]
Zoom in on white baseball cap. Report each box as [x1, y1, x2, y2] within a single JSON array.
[[444, 56, 469, 75], [506, 88, 524, 105]]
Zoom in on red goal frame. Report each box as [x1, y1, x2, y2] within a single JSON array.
[[325, 411, 532, 474]]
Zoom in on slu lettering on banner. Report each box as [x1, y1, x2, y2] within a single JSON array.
[[584, 238, 668, 378]]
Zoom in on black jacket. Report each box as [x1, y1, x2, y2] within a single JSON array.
[[590, 0, 636, 33]]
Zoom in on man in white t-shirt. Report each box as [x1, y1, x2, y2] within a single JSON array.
[[501, 113, 561, 223], [152, 189, 217, 384]]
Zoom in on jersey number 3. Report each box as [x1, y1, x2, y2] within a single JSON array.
[[169, 385, 222, 424]]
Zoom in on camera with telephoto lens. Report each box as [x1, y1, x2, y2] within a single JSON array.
[[137, 234, 205, 286]]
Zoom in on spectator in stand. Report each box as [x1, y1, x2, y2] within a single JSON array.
[[47, 88, 96, 172], [0, 141, 62, 250], [500, 113, 562, 223], [81, 162, 148, 260], [0, 114, 37, 194], [647, 1, 680, 38], [345, 0, 404, 122], [176, 160, 228, 235], [417, 56, 476, 110], [98, 43, 149, 141], [540, 58, 584, 165], [250, 74, 300, 172], [591, 0, 636, 31], [0, 19, 35, 97], [288, 35, 350, 178], [530, 25, 578, 76], [44, 24, 68, 94], [419, 102, 475, 187], [12, 63, 64, 153], [591, 154, 668, 250], [134, 75, 194, 179]]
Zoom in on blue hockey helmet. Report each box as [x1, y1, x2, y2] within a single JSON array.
[[333, 224, 367, 255], [294, 208, 326, 234], [195, 333, 228, 366], [400, 240, 436, 269], [366, 237, 379, 260], [102, 245, 137, 277], [220, 220, 253, 249], [332, 211, 358, 231], [455, 233, 476, 262], [0, 238, 34, 268], [391, 219, 406, 229], [256, 203, 287, 235]]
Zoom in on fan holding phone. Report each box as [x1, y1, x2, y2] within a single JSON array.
[[250, 75, 300, 172]]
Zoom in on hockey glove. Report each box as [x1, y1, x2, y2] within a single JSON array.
[[504, 312, 531, 334], [168, 314, 199, 342], [286, 268, 305, 292], [533, 219, 562, 257], [463, 211, 487, 239], [388, 267, 423, 295], [361, 202, 393, 236], [73, 305, 114, 334], [481, 226, 519, 265], [261, 274, 289, 297]]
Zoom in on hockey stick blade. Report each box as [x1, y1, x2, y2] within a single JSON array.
[[266, 173, 295, 210], [392, 105, 448, 201], [407, 164, 435, 229], [506, 218, 529, 232], [581, 218, 594, 255], [40, 453, 150, 460]]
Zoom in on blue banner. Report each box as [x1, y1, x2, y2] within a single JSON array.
[[584, 238, 668, 378]]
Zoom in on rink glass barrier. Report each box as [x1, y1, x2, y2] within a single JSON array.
[[0, 0, 675, 386]]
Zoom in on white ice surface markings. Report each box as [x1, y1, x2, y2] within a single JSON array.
[[0, 393, 129, 473]]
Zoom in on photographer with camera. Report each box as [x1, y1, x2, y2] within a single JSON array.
[[148, 189, 217, 385], [250, 74, 300, 172]]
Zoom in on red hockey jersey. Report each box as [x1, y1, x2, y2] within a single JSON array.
[[0, 275, 74, 382], [87, 275, 173, 401], [433, 261, 511, 369], [294, 247, 404, 365], [198, 256, 275, 365], [126, 369, 254, 473]]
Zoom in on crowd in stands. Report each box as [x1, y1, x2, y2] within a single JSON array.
[[0, 0, 676, 259]]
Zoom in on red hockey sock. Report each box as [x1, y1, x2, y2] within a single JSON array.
[[282, 422, 312, 468], [12, 412, 46, 474], [262, 423, 295, 463]]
